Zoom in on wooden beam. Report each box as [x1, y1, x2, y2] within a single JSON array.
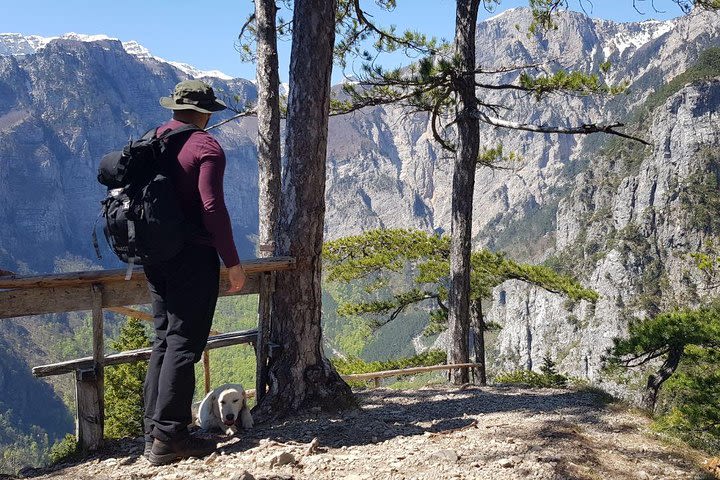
[[0, 257, 295, 290], [0, 276, 260, 319], [33, 329, 259, 377], [106, 307, 153, 321], [91, 284, 105, 368], [78, 284, 104, 451], [255, 272, 273, 403], [202, 351, 211, 395], [340, 363, 483, 382], [75, 368, 103, 452]]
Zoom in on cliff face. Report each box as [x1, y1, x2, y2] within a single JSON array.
[[325, 8, 720, 260], [0, 35, 259, 274], [487, 78, 720, 385]]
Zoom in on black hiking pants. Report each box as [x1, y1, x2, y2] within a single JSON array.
[[143, 244, 220, 442]]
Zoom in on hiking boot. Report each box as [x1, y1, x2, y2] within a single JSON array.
[[147, 434, 216, 466]]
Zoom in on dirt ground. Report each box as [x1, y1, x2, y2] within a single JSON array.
[[12, 385, 720, 480]]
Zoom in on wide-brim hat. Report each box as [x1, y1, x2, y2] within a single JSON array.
[[160, 79, 227, 114]]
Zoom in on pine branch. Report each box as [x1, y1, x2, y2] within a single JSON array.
[[205, 110, 257, 131], [473, 62, 546, 74], [472, 110, 652, 146], [430, 88, 455, 152], [351, 0, 440, 56], [436, 296, 448, 313], [621, 347, 671, 368], [474, 82, 535, 92]]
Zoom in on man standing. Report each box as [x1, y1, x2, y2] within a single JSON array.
[[143, 80, 247, 465]]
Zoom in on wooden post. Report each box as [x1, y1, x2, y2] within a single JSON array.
[[75, 368, 103, 451], [202, 350, 211, 394], [255, 272, 273, 403], [76, 284, 104, 451]]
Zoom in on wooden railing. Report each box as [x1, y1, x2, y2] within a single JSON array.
[[0, 257, 295, 451], [341, 363, 482, 388]]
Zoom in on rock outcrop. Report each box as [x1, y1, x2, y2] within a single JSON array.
[[488, 78, 720, 388]]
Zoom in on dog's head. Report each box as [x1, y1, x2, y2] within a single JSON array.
[[216, 386, 247, 427]]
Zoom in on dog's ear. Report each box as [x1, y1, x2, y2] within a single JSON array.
[[212, 394, 221, 416], [198, 392, 217, 430]]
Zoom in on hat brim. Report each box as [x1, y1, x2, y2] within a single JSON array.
[[159, 96, 227, 114]]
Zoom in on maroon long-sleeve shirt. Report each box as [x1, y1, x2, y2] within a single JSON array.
[[159, 119, 240, 268]]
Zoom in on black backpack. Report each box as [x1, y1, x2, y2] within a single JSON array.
[[93, 124, 199, 278]]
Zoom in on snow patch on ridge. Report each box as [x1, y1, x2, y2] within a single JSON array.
[[165, 61, 234, 81], [603, 20, 675, 57], [0, 32, 235, 80], [485, 7, 519, 22]]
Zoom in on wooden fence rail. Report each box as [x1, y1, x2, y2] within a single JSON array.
[[32, 329, 260, 377], [342, 363, 482, 388], [0, 257, 294, 451]]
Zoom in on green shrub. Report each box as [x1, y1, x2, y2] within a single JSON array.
[[493, 369, 568, 388], [192, 296, 260, 399], [494, 355, 568, 388], [104, 318, 150, 439], [654, 345, 720, 454], [49, 434, 79, 464]]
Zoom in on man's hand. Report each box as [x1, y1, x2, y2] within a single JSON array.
[[227, 264, 247, 293]]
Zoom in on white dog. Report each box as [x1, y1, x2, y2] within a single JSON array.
[[197, 383, 253, 435]]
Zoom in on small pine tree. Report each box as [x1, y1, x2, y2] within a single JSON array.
[[539, 354, 558, 377], [540, 354, 567, 387], [104, 317, 150, 439]]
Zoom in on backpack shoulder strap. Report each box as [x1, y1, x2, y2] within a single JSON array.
[[157, 123, 202, 141], [140, 127, 157, 141]]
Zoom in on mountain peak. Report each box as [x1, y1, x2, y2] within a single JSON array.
[[0, 32, 235, 81]]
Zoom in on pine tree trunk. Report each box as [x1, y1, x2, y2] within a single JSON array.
[[642, 345, 683, 412], [257, 0, 353, 418], [255, 0, 282, 258], [470, 298, 487, 385], [447, 0, 481, 385]]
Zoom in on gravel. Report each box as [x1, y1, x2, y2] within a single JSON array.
[[14, 385, 717, 480]]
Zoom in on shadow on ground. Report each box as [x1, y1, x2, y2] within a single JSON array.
[[19, 385, 709, 479], [224, 386, 609, 452]]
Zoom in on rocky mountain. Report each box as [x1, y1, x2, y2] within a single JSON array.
[[325, 8, 720, 257], [1, 6, 720, 469], [1, 10, 719, 271], [487, 76, 720, 396], [321, 8, 720, 390], [0, 33, 258, 274]]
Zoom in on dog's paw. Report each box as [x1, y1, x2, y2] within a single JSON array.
[[225, 425, 239, 436]]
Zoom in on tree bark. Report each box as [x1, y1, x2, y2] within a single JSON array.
[[255, 0, 282, 258], [446, 0, 481, 385], [258, 0, 353, 418], [470, 298, 487, 385], [642, 345, 683, 412]]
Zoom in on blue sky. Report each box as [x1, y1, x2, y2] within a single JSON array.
[[0, 0, 686, 84]]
